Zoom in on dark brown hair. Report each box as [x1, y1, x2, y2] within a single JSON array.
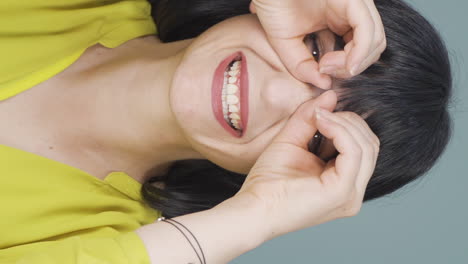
[[142, 0, 452, 218]]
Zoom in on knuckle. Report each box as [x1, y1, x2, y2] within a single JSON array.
[[340, 111, 360, 121], [374, 145, 380, 158], [373, 136, 381, 149], [352, 199, 363, 214], [346, 204, 362, 217], [338, 112, 352, 120], [380, 38, 387, 52], [340, 199, 362, 217], [374, 53, 382, 63], [365, 144, 374, 155], [377, 32, 385, 44], [352, 112, 364, 122], [351, 142, 363, 156], [346, 196, 363, 216]]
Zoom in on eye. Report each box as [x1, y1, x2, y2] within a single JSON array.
[[307, 131, 323, 156], [304, 33, 321, 62]]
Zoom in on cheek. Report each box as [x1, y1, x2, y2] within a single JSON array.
[[197, 123, 283, 174], [198, 145, 261, 174], [167, 14, 285, 173], [170, 58, 213, 136]]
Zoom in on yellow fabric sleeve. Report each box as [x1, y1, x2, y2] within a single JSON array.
[[0, 1, 161, 262], [0, 232, 151, 264], [0, 0, 157, 101], [0, 144, 161, 263]]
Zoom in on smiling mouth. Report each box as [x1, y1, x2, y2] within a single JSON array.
[[222, 57, 243, 131], [212, 51, 249, 137]]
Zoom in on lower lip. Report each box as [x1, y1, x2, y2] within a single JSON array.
[[211, 52, 249, 137]]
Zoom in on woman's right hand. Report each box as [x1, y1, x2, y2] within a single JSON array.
[[250, 0, 386, 89], [235, 90, 380, 241]]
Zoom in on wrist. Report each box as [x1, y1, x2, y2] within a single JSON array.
[[214, 193, 273, 247]]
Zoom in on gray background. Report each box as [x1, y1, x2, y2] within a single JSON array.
[[232, 0, 468, 263]]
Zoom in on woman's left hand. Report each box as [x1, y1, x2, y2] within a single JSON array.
[[249, 0, 386, 89], [234, 90, 380, 241]]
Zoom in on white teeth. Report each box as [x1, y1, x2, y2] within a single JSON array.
[[227, 84, 238, 94], [228, 76, 237, 84], [226, 94, 239, 104], [228, 104, 239, 112], [232, 61, 240, 69], [228, 69, 239, 76], [229, 113, 240, 120], [221, 59, 243, 131], [231, 119, 240, 130]]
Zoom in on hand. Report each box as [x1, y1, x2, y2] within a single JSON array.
[[249, 0, 386, 89], [235, 91, 380, 241]]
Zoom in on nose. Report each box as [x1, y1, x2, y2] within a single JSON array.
[[261, 72, 322, 117]]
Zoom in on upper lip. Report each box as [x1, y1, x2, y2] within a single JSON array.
[[211, 52, 249, 137]]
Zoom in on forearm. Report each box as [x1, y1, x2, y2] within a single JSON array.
[[135, 195, 269, 264]]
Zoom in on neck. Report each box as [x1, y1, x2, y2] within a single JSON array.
[[52, 36, 201, 183]]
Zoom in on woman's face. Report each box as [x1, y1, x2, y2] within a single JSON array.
[[170, 14, 338, 173]]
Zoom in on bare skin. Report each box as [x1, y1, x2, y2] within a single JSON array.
[[0, 15, 342, 184], [0, 1, 385, 262], [0, 6, 383, 185], [0, 36, 199, 183]]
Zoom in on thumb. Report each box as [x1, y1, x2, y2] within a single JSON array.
[[273, 90, 337, 148], [269, 37, 332, 89]]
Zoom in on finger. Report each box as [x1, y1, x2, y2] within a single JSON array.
[[343, 30, 354, 44], [268, 36, 332, 89], [315, 108, 362, 188], [337, 115, 378, 204], [273, 90, 337, 148], [344, 40, 354, 55], [319, 50, 353, 79], [325, 6, 351, 36], [353, 37, 386, 73], [344, 113, 380, 162], [355, 0, 386, 73], [249, 1, 257, 14], [346, 0, 375, 76], [334, 113, 378, 192], [341, 112, 379, 148], [363, 0, 386, 54], [318, 40, 355, 79]]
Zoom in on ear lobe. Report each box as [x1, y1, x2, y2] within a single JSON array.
[[314, 90, 337, 113]]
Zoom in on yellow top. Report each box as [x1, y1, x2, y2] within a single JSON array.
[[0, 145, 162, 264], [0, 0, 157, 101], [0, 0, 162, 263]]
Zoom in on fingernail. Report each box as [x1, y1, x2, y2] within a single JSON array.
[[350, 64, 361, 76]]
